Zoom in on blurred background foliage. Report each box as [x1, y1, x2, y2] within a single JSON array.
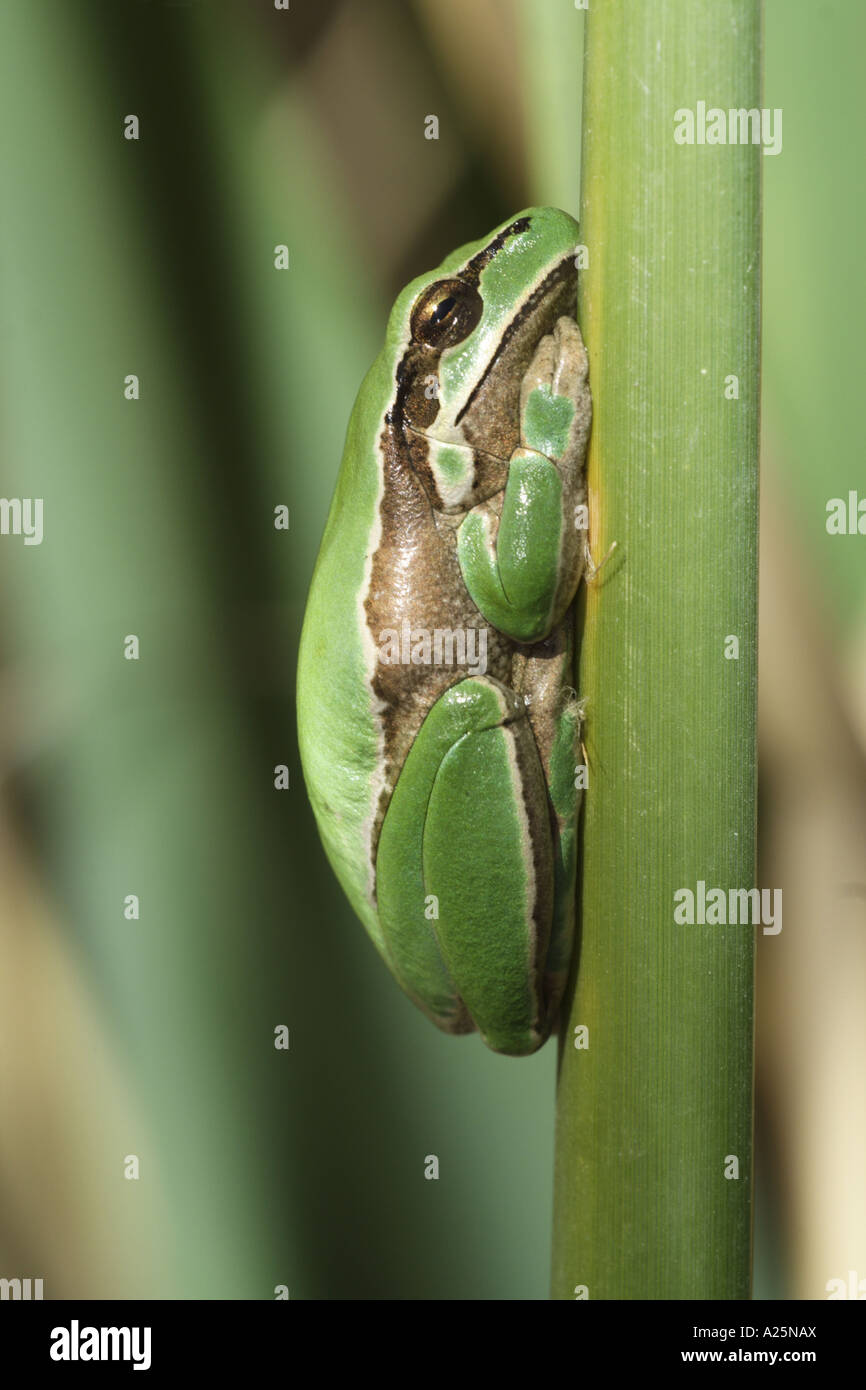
[[0, 0, 862, 1299]]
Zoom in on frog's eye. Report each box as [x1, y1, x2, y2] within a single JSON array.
[[411, 277, 483, 348]]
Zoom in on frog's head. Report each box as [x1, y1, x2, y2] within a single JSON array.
[[382, 207, 581, 510]]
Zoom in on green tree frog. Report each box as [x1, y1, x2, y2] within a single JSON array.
[[297, 208, 591, 1055]]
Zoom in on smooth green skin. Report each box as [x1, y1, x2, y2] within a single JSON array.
[[457, 451, 567, 641], [297, 209, 586, 1055], [375, 677, 554, 1054]]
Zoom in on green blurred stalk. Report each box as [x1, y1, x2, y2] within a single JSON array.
[[515, 0, 584, 215], [552, 0, 761, 1300]]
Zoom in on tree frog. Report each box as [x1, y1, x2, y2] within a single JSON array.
[[297, 208, 591, 1055]]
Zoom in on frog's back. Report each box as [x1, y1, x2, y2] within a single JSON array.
[[296, 357, 392, 951]]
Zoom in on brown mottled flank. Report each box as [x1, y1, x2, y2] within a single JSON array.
[[363, 224, 586, 952]]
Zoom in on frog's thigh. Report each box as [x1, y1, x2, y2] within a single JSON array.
[[376, 676, 554, 1056], [525, 651, 581, 1015]]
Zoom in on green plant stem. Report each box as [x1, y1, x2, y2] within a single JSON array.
[[552, 0, 761, 1300]]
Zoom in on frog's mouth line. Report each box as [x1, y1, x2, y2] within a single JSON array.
[[453, 252, 577, 427], [384, 245, 578, 515], [404, 249, 578, 476], [407, 422, 511, 471]]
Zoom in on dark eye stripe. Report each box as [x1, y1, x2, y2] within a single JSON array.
[[454, 252, 576, 426], [460, 217, 532, 279]]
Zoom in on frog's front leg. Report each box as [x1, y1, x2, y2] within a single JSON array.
[[456, 316, 592, 643], [375, 675, 557, 1056]]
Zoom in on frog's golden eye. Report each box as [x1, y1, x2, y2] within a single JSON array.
[[411, 277, 483, 348]]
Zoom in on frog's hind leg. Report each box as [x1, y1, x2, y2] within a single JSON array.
[[511, 614, 582, 1028], [376, 675, 554, 1056]]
